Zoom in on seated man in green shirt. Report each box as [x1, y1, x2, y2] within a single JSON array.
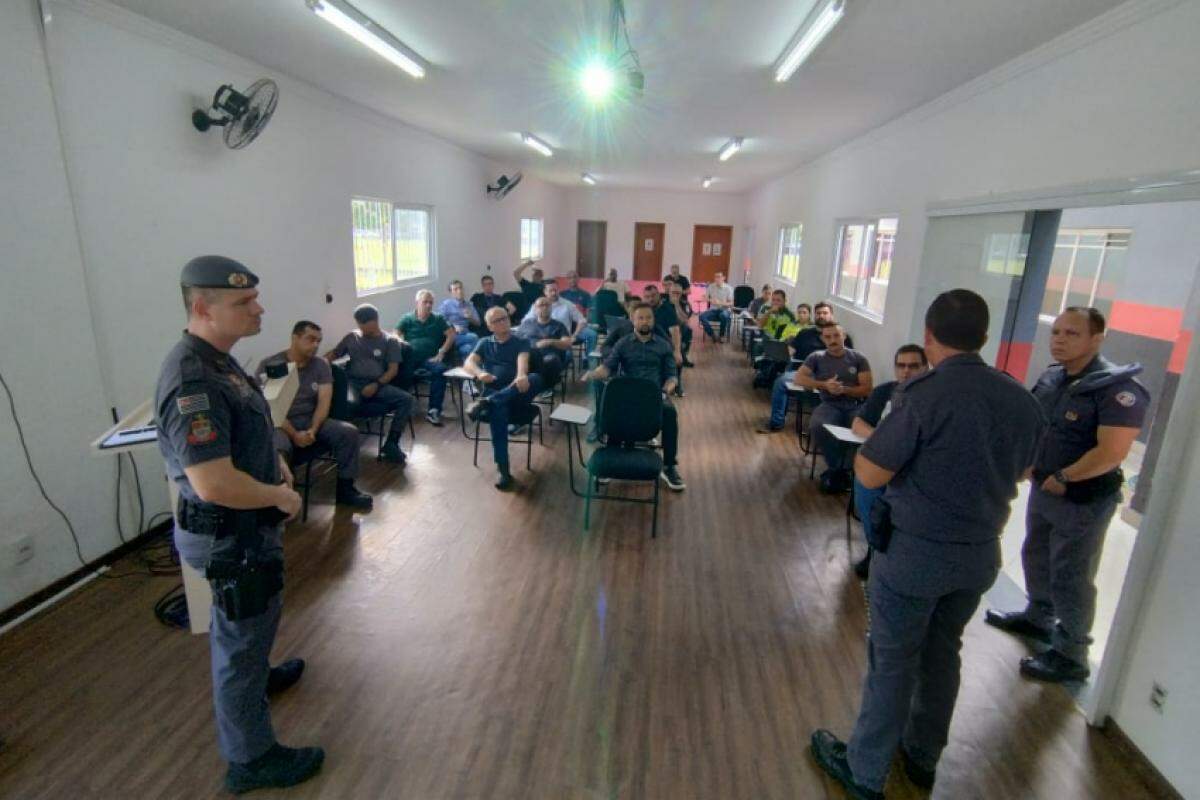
[[395, 289, 455, 426]]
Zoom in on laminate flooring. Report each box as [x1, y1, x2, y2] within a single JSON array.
[[0, 335, 1163, 799]]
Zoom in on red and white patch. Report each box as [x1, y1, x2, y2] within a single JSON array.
[[1115, 391, 1136, 408], [186, 414, 218, 445]]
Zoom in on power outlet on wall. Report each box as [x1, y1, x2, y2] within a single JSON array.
[[0, 533, 35, 571], [1149, 682, 1167, 714]]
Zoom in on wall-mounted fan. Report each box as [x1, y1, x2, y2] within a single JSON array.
[[487, 172, 523, 200], [191, 78, 279, 150]]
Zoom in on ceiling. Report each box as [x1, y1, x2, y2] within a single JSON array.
[[108, 0, 1127, 193]]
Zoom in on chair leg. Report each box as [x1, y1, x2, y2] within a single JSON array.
[[651, 475, 659, 538], [473, 418, 481, 467], [526, 417, 533, 470], [584, 466, 593, 531], [302, 460, 313, 523], [408, 415, 416, 443]]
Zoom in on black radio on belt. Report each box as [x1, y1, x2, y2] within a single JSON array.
[[206, 558, 284, 621]]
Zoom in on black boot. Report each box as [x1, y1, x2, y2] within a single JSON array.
[[1020, 649, 1090, 683], [335, 479, 373, 510], [225, 743, 325, 795], [495, 465, 514, 491], [379, 436, 406, 465], [266, 658, 305, 696], [984, 609, 1051, 644]]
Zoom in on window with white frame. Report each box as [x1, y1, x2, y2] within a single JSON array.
[[831, 216, 897, 319], [776, 223, 803, 285], [1040, 228, 1130, 322], [351, 197, 435, 295], [520, 217, 544, 260]]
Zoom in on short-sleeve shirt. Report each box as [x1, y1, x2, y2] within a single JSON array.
[[1031, 355, 1150, 475], [516, 316, 569, 343], [397, 312, 450, 362], [260, 350, 333, 430], [706, 283, 734, 306], [664, 273, 691, 292], [155, 332, 280, 505], [471, 334, 531, 388], [652, 301, 680, 340], [436, 298, 478, 332], [802, 348, 871, 408], [603, 334, 677, 388], [861, 353, 1046, 549], [330, 331, 403, 383], [519, 278, 546, 307], [855, 380, 898, 429], [524, 298, 583, 333], [560, 287, 592, 310], [470, 291, 506, 321]]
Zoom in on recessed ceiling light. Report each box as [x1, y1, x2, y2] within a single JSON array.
[[581, 172, 597, 185], [521, 133, 553, 157], [701, 176, 713, 189], [774, 0, 845, 83], [580, 60, 616, 103], [718, 137, 743, 161], [307, 0, 426, 79]]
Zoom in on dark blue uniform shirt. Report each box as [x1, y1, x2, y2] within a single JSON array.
[[472, 334, 531, 388]]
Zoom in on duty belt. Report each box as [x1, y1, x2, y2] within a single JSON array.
[[176, 500, 288, 537]]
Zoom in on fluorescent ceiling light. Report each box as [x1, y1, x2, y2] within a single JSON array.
[[307, 0, 426, 79], [774, 0, 845, 83], [581, 172, 597, 185], [718, 137, 743, 162], [701, 176, 713, 189], [522, 133, 553, 157]]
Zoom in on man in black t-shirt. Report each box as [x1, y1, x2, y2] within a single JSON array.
[[512, 258, 548, 309]]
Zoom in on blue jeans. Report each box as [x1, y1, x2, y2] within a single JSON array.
[[854, 479, 885, 548], [455, 331, 480, 361], [420, 360, 448, 412], [484, 375, 544, 467], [768, 370, 798, 428], [699, 307, 731, 339], [575, 326, 598, 357]]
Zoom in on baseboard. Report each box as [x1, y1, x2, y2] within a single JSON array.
[[1101, 716, 1183, 800], [0, 519, 173, 630]]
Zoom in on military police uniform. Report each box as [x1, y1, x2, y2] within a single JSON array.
[[1017, 355, 1148, 669], [841, 354, 1046, 793], [155, 256, 321, 790]]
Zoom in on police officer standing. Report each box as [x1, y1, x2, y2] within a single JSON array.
[[810, 290, 1045, 799], [155, 256, 324, 794], [987, 307, 1149, 682]]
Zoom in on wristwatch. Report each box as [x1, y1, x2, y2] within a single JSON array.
[[1053, 469, 1071, 485]]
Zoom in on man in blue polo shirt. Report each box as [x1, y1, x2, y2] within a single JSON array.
[[436, 279, 481, 359]]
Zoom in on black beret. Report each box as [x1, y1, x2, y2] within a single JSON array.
[[181, 255, 259, 289]]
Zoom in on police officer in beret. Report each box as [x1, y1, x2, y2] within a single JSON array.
[[987, 306, 1149, 682], [154, 256, 324, 793], [810, 289, 1046, 799]]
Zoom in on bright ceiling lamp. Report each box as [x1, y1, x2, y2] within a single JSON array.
[[701, 176, 713, 189], [718, 137, 743, 161], [580, 60, 617, 103], [581, 172, 597, 185], [774, 0, 845, 82], [522, 133, 554, 157], [307, 0, 426, 79]]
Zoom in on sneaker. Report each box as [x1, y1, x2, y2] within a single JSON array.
[[266, 658, 305, 696], [379, 441, 406, 465], [660, 466, 686, 491], [808, 730, 884, 800], [225, 743, 325, 795], [1020, 649, 1090, 683], [465, 398, 489, 422], [756, 422, 784, 434], [425, 408, 443, 426]]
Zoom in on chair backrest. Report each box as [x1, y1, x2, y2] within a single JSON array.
[[599, 376, 662, 444], [762, 338, 791, 364], [329, 362, 354, 421], [732, 284, 755, 308], [502, 290, 529, 322], [590, 288, 625, 330]]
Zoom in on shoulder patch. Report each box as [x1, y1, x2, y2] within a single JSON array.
[[186, 414, 218, 445], [176, 393, 210, 415], [1115, 390, 1137, 408]]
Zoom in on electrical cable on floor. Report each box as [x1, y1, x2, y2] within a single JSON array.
[[0, 365, 89, 568], [153, 582, 189, 629]]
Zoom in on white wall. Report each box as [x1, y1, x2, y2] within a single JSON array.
[[0, 0, 566, 613], [559, 186, 748, 281], [0, 0, 129, 609], [742, 0, 1200, 792]]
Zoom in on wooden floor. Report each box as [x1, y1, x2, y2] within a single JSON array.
[[0, 336, 1163, 799]]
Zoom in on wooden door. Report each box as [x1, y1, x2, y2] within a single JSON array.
[[633, 222, 665, 281], [576, 220, 607, 278], [691, 225, 733, 283]]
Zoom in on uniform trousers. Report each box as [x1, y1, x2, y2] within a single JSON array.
[[272, 419, 361, 479], [175, 525, 284, 764], [1021, 487, 1119, 663], [846, 531, 999, 791], [355, 382, 414, 440]]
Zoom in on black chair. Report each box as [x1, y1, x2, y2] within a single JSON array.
[[590, 289, 626, 333], [585, 376, 664, 538], [469, 384, 545, 470], [731, 284, 755, 338], [331, 361, 415, 458], [503, 290, 530, 324], [290, 443, 336, 522]]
